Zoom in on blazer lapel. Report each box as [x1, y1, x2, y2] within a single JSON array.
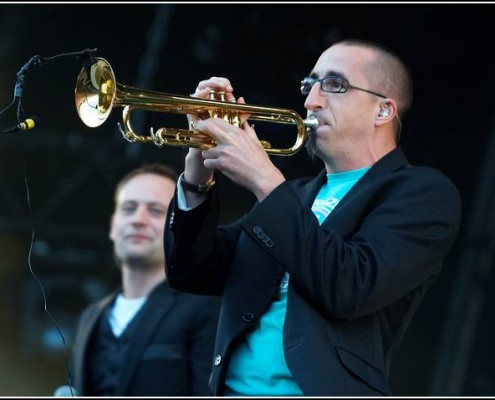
[[74, 292, 117, 393], [115, 281, 176, 395], [298, 170, 327, 208], [324, 147, 409, 220], [292, 147, 408, 230]]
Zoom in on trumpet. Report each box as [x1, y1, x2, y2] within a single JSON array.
[[75, 58, 318, 156]]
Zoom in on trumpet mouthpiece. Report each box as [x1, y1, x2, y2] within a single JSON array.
[[304, 115, 319, 130]]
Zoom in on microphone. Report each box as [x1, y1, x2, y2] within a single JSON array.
[[1, 116, 41, 134]]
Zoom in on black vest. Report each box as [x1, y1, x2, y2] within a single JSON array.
[[85, 304, 140, 395]]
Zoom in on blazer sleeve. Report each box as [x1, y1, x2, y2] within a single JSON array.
[[165, 187, 244, 296]]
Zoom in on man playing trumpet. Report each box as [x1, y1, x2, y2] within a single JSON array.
[[164, 38, 461, 396]]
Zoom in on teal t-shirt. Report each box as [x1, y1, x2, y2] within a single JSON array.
[[312, 167, 370, 224], [224, 166, 371, 396]]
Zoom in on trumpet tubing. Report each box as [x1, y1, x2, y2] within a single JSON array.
[[75, 58, 316, 156]]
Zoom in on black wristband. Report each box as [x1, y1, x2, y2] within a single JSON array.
[[180, 173, 216, 193]]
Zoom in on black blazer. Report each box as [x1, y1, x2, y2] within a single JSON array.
[[72, 280, 220, 396], [165, 147, 462, 396]]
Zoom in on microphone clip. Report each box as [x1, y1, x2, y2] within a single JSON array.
[[15, 55, 43, 99], [80, 48, 98, 68]]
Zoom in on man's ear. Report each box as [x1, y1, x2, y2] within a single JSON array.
[[375, 99, 397, 125], [379, 107, 390, 118]]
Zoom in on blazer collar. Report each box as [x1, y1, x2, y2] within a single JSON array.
[[338, 146, 408, 200]]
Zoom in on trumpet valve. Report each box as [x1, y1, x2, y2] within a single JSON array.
[[207, 90, 220, 118], [208, 90, 233, 123], [230, 111, 241, 127], [208, 89, 218, 100]]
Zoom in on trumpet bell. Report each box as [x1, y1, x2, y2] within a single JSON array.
[[75, 58, 116, 128]]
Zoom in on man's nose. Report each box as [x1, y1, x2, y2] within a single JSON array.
[[130, 206, 150, 224], [304, 82, 325, 111]]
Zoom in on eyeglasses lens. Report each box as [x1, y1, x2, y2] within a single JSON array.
[[301, 77, 345, 94]]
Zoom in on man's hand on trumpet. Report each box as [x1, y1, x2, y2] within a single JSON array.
[[184, 77, 285, 203], [181, 77, 234, 207]]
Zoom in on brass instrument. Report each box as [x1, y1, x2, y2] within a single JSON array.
[[75, 58, 318, 156]]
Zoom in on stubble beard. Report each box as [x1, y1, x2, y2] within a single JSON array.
[[114, 243, 156, 271], [125, 254, 154, 270], [305, 130, 319, 160]]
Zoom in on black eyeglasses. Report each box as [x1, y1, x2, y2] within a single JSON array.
[[300, 76, 386, 99]]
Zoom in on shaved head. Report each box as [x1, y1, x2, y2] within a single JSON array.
[[331, 39, 413, 119]]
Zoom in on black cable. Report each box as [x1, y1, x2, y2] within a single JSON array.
[[0, 96, 17, 119], [41, 48, 97, 67], [22, 157, 75, 397]]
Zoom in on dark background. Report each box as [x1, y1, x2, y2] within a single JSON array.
[[0, 2, 494, 396]]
